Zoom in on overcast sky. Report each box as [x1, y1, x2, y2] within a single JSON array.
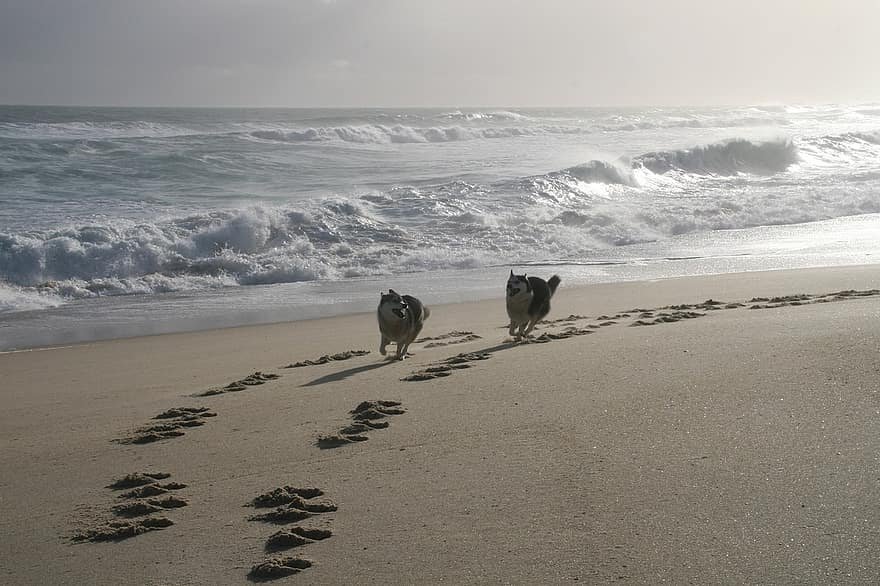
[[1, 0, 879, 107]]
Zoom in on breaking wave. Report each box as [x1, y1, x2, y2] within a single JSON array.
[[521, 138, 800, 191], [635, 138, 799, 175], [2, 111, 879, 314]]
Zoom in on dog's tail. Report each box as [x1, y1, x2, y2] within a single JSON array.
[[423, 305, 431, 321], [547, 275, 561, 297]]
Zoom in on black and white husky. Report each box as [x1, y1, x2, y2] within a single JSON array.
[[377, 289, 431, 360], [506, 270, 561, 339]]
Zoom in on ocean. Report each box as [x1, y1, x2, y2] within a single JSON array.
[[1, 104, 879, 350]]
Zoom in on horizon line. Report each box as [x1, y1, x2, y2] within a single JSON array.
[[3, 99, 879, 110]]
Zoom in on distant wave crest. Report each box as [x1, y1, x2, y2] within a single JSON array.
[[435, 110, 531, 121], [0, 120, 202, 140], [247, 123, 579, 144]]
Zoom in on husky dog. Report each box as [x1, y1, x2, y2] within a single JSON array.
[[377, 289, 431, 360], [506, 270, 561, 339]]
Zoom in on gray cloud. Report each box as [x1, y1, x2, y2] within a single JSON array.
[[1, 0, 878, 106]]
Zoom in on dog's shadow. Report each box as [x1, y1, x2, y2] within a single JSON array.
[[301, 341, 520, 387], [301, 359, 397, 387], [477, 341, 519, 355]]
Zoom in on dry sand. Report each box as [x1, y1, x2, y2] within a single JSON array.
[[1, 265, 879, 584]]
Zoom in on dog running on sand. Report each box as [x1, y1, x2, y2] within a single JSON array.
[[377, 289, 430, 360], [505, 270, 561, 339]]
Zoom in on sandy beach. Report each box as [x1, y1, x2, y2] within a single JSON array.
[[1, 265, 879, 585]]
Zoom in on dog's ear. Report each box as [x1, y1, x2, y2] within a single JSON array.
[[389, 288, 398, 296]]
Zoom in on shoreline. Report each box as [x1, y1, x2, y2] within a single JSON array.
[[2, 263, 880, 584], [4, 211, 880, 352], [3, 262, 880, 354]]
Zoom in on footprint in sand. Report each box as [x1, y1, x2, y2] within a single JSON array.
[[514, 315, 601, 344], [402, 352, 491, 382], [247, 486, 336, 580], [73, 517, 175, 542], [114, 407, 217, 444], [491, 315, 602, 344], [112, 495, 188, 518], [416, 331, 483, 349], [198, 371, 281, 396], [541, 314, 591, 325], [517, 326, 597, 344], [248, 490, 338, 523], [282, 349, 371, 368], [251, 487, 325, 507], [496, 314, 593, 330], [248, 557, 313, 581], [623, 300, 743, 325], [316, 400, 405, 448], [117, 481, 187, 499], [264, 527, 332, 552], [106, 472, 171, 489], [629, 310, 705, 326], [73, 472, 187, 542]]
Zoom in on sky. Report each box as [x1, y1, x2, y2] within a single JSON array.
[[1, 0, 879, 108]]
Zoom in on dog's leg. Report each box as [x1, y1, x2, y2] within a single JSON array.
[[400, 335, 416, 359], [508, 321, 518, 337], [379, 335, 389, 356], [396, 341, 408, 360], [522, 319, 538, 337]]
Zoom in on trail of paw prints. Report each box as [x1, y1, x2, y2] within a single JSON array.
[[541, 314, 590, 325], [198, 371, 281, 396], [72, 472, 187, 542], [513, 314, 608, 344], [113, 407, 217, 444], [495, 314, 594, 328], [626, 297, 770, 326], [623, 289, 880, 326], [649, 290, 880, 315], [505, 314, 612, 344], [247, 486, 335, 581], [630, 295, 788, 326], [516, 325, 598, 344], [625, 299, 749, 326], [590, 313, 632, 327], [496, 314, 621, 338], [628, 309, 709, 327], [747, 289, 880, 309], [401, 352, 492, 382], [283, 350, 371, 368], [416, 330, 483, 349], [316, 400, 406, 448]]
